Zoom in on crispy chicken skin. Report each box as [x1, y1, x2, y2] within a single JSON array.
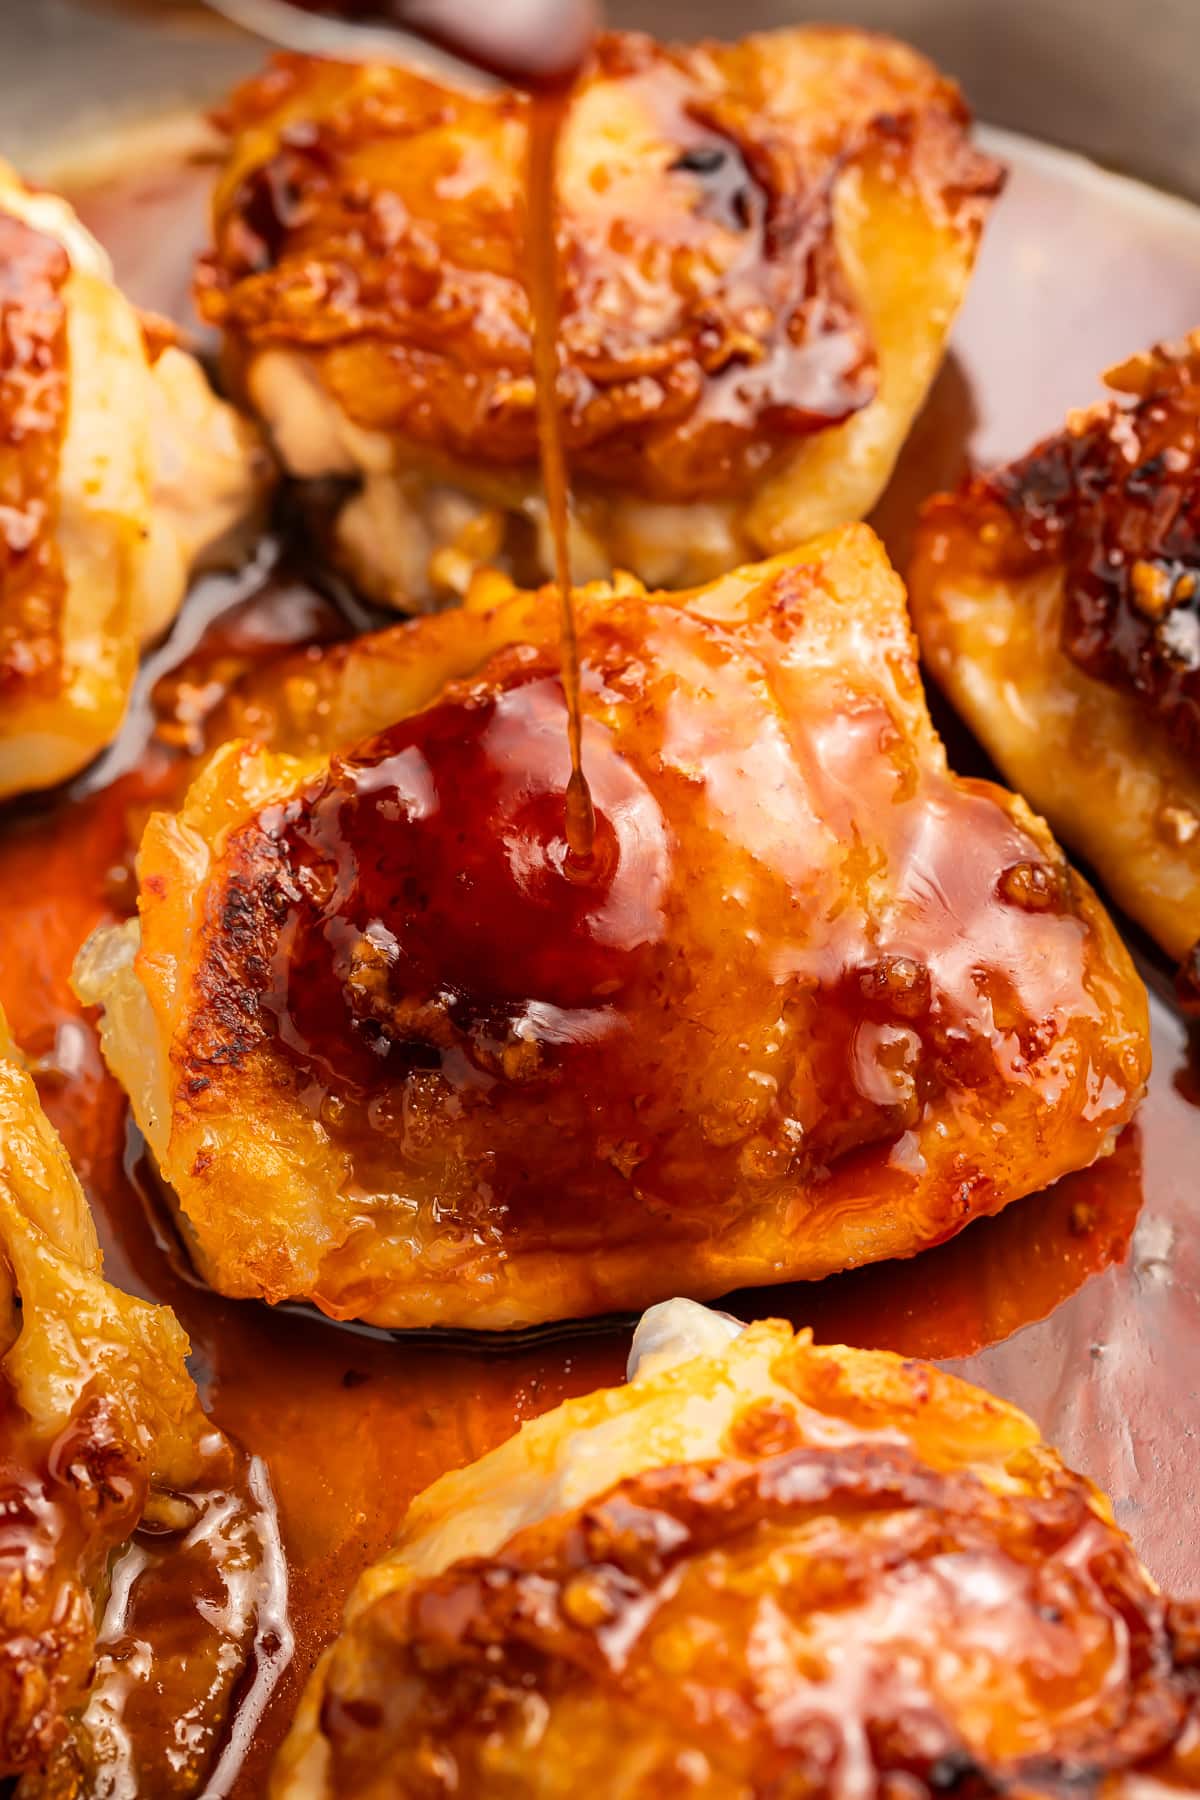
[[74, 527, 1148, 1330], [272, 1300, 1200, 1799], [196, 29, 1001, 606], [0, 164, 272, 802], [0, 1007, 278, 1794], [909, 336, 1200, 977]]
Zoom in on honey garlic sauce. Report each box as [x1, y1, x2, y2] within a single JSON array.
[[0, 117, 1192, 1791]]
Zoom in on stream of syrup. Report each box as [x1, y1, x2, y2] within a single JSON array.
[[277, 0, 600, 865], [527, 90, 596, 865], [5, 114, 1200, 1796]]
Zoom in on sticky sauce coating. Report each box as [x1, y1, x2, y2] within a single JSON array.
[[312, 1416, 1200, 1798], [0, 1395, 282, 1795], [117, 535, 1148, 1330], [260, 665, 667, 1091]]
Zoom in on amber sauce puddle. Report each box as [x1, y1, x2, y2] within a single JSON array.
[[2, 122, 1199, 1791]]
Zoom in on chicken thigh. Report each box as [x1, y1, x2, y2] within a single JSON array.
[[272, 1298, 1200, 1799], [196, 28, 1001, 606], [74, 527, 1147, 1329], [0, 164, 271, 800], [910, 334, 1200, 984]]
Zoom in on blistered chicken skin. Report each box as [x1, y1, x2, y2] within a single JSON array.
[[74, 527, 1148, 1330], [0, 163, 272, 801], [272, 1299, 1200, 1799], [909, 333, 1200, 986], [197, 29, 1001, 606], [0, 1007, 283, 1794]]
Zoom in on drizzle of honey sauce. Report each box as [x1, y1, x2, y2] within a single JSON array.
[[1, 112, 1198, 1793], [287, 0, 599, 864], [527, 89, 596, 867], [260, 669, 655, 1099]]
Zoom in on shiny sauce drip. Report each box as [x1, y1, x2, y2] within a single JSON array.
[[283, 0, 599, 864], [527, 91, 595, 865]]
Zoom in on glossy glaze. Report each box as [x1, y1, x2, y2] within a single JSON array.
[[0, 123, 1195, 1793], [279, 1317, 1200, 1797], [933, 340, 1200, 758], [0, 1005, 290, 1792], [87, 531, 1145, 1330], [906, 342, 1200, 988], [263, 668, 660, 1088], [196, 33, 996, 501], [316, 1441, 1200, 1797]]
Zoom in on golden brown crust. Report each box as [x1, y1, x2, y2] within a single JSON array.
[[0, 163, 273, 803], [318, 1445, 1197, 1798], [907, 334, 1200, 972], [197, 30, 1000, 502], [77, 529, 1149, 1329], [273, 1320, 1200, 1799], [0, 210, 70, 703], [938, 336, 1200, 755]]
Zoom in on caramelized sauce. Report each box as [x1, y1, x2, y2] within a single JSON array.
[[1, 117, 1197, 1791], [260, 666, 661, 1091], [963, 341, 1200, 758], [317, 1430, 1200, 1796]]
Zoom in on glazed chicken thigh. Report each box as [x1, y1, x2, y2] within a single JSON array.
[[74, 526, 1147, 1329], [272, 1299, 1200, 1798], [910, 335, 1200, 984], [0, 164, 271, 801], [197, 27, 1001, 607], [0, 1007, 281, 1795]]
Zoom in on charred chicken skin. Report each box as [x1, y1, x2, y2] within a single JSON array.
[[196, 28, 1001, 606], [272, 1299, 1200, 1799], [0, 163, 272, 802], [909, 334, 1200, 986], [74, 527, 1148, 1330]]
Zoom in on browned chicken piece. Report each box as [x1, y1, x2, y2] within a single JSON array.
[[271, 1299, 1200, 1799], [0, 1006, 286, 1795], [0, 163, 272, 802], [909, 334, 1200, 988], [74, 526, 1148, 1330], [196, 29, 1001, 607]]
